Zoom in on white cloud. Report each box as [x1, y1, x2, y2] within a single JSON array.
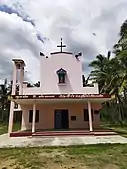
[[23, 0, 127, 54], [0, 0, 127, 82], [0, 8, 42, 81]]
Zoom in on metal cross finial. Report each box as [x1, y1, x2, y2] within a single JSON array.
[[57, 38, 66, 52]]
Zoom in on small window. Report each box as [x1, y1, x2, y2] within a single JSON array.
[[84, 109, 89, 121], [84, 109, 94, 121], [36, 110, 39, 122], [14, 102, 18, 109], [58, 73, 65, 83], [29, 110, 39, 123], [94, 110, 99, 114], [17, 64, 21, 69], [29, 110, 33, 123], [56, 68, 67, 84], [71, 116, 76, 121]]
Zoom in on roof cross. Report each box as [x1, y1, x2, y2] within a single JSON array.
[[57, 38, 66, 52]]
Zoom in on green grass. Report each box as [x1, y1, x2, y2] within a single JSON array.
[[0, 123, 127, 168], [0, 123, 21, 135], [101, 123, 127, 138], [0, 144, 127, 169], [66, 144, 127, 169], [110, 125, 127, 137], [0, 123, 8, 135]]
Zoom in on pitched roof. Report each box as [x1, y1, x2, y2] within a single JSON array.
[[56, 68, 67, 74]]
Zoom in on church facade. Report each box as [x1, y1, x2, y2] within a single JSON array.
[[8, 39, 111, 136]]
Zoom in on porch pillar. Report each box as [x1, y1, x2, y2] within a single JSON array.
[[19, 66, 24, 95], [32, 103, 36, 133], [8, 63, 17, 134], [12, 63, 17, 95], [8, 102, 14, 134], [88, 101, 93, 132]]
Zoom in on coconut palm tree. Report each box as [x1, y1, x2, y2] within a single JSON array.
[[89, 51, 127, 123], [113, 19, 127, 100], [0, 79, 11, 123], [89, 51, 112, 93]]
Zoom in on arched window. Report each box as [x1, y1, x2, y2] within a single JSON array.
[[56, 68, 67, 84]]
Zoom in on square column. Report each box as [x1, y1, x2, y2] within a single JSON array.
[[88, 101, 93, 132], [8, 102, 14, 134], [32, 103, 36, 133], [12, 63, 17, 95], [8, 62, 17, 134], [19, 66, 24, 95]]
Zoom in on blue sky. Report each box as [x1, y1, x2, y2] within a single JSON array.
[[0, 0, 127, 82]]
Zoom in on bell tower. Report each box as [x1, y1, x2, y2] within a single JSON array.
[[12, 59, 26, 95], [8, 59, 26, 134]]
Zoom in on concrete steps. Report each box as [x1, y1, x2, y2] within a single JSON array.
[[10, 130, 117, 137]]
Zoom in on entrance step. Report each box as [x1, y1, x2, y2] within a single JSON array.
[[10, 130, 118, 137]]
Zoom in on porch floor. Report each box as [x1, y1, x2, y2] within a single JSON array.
[[10, 129, 117, 137]]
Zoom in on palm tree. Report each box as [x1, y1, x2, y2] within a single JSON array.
[[113, 19, 127, 108], [89, 52, 127, 123], [114, 20, 127, 56], [0, 79, 11, 123], [89, 19, 127, 123], [89, 51, 112, 93]]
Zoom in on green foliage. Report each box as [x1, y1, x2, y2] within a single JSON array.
[[0, 79, 11, 123], [1, 144, 127, 169], [89, 19, 127, 123]]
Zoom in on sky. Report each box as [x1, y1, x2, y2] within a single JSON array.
[[0, 0, 127, 83]]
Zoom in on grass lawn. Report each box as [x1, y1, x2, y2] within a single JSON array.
[[0, 124, 127, 169], [0, 123, 8, 135], [0, 123, 21, 135], [0, 144, 127, 169], [101, 123, 127, 138]]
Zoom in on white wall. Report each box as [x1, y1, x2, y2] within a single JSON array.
[[22, 53, 99, 95], [23, 87, 41, 95], [40, 53, 97, 94]]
